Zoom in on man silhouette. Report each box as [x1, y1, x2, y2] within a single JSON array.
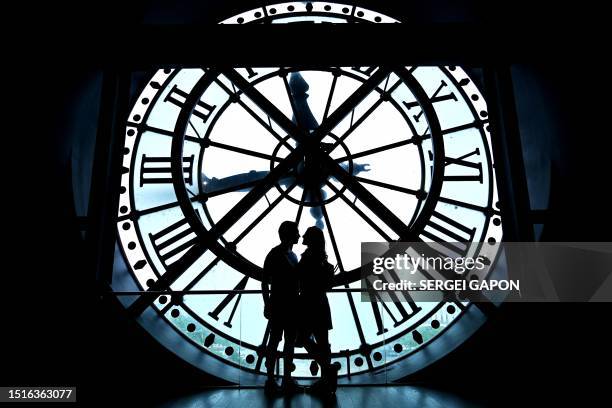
[[262, 221, 300, 394]]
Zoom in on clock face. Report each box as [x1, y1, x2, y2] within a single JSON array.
[[114, 2, 503, 383]]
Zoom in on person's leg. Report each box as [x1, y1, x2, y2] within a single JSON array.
[[302, 329, 332, 381], [266, 323, 282, 380], [312, 328, 337, 392], [302, 334, 326, 367], [282, 325, 297, 380], [312, 329, 330, 366]]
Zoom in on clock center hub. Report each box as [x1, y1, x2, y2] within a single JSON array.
[[270, 135, 354, 207]]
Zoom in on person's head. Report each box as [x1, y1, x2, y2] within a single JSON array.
[[278, 221, 299, 245], [302, 226, 326, 256]]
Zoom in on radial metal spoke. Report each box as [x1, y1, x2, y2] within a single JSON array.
[[314, 67, 393, 143], [327, 78, 403, 154], [320, 199, 374, 370], [335, 135, 426, 163], [322, 154, 415, 240], [326, 181, 392, 241], [183, 256, 222, 292], [320, 203, 343, 273], [213, 77, 295, 152], [354, 176, 421, 196], [118, 200, 181, 222], [225, 67, 394, 148], [208, 154, 301, 239], [206, 140, 282, 162], [438, 195, 501, 216], [223, 69, 307, 145], [232, 181, 299, 244]]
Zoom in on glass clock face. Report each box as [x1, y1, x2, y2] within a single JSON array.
[[114, 2, 503, 383]]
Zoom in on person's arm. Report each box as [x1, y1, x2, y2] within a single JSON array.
[[296, 255, 306, 294], [324, 260, 335, 290], [262, 253, 271, 319]]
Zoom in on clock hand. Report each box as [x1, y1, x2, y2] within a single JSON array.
[[322, 141, 371, 175], [339, 162, 371, 176], [199, 162, 368, 196], [201, 170, 297, 195], [289, 73, 371, 174], [200, 72, 370, 221], [288, 72, 326, 228], [305, 185, 326, 230], [288, 72, 371, 228], [202, 170, 267, 193], [288, 72, 319, 132], [197, 73, 318, 204]]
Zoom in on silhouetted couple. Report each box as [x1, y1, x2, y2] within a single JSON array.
[[262, 221, 337, 395]]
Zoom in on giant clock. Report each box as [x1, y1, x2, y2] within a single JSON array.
[[114, 2, 503, 384]]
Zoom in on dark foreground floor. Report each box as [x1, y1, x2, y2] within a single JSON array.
[[155, 386, 483, 408]]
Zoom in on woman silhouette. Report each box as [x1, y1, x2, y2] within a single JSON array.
[[297, 226, 338, 393]]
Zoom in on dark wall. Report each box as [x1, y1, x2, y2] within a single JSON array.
[[3, 0, 609, 405]]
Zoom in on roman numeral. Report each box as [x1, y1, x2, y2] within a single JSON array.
[[352, 66, 377, 76], [365, 271, 421, 335], [421, 210, 476, 256], [139, 155, 194, 186], [149, 218, 198, 266], [443, 148, 483, 183], [165, 85, 217, 123], [402, 80, 458, 122], [245, 67, 258, 78], [208, 276, 249, 328]]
